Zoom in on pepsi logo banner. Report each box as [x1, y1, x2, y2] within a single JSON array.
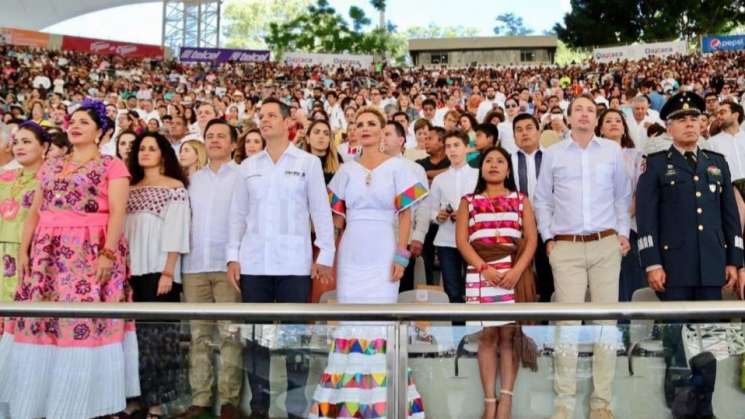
[[702, 35, 745, 53]]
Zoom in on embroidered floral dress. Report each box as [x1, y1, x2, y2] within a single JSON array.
[[0, 169, 37, 305], [0, 155, 140, 419], [309, 158, 427, 419], [463, 191, 524, 327]]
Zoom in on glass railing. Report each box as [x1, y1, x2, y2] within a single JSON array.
[[0, 301, 743, 419]]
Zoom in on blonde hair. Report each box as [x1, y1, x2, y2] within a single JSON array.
[[355, 106, 386, 128], [444, 109, 461, 123], [180, 140, 207, 172], [304, 120, 340, 174]]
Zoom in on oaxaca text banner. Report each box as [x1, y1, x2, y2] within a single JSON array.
[[283, 52, 373, 68], [593, 40, 687, 63]]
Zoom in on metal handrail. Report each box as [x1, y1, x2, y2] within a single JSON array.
[[0, 301, 743, 321]]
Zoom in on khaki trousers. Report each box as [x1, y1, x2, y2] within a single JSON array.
[[549, 235, 621, 412], [182, 272, 243, 407]]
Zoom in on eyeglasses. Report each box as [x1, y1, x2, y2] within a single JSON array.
[[505, 103, 518, 108]]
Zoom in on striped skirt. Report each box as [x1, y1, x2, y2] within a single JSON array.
[[465, 254, 515, 327]]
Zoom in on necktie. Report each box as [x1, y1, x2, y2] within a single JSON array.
[[535, 150, 543, 178], [684, 151, 697, 171], [518, 151, 528, 195]]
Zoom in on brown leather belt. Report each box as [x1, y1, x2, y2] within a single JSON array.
[[554, 229, 616, 242]]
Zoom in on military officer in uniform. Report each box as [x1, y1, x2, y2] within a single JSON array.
[[636, 91, 744, 419]]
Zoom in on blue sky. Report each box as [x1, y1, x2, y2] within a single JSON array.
[[45, 0, 571, 46]]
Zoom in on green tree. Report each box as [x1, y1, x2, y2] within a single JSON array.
[[493, 12, 533, 36], [265, 0, 399, 59], [222, 0, 311, 49], [404, 23, 481, 39], [555, 0, 745, 48], [554, 40, 591, 66]]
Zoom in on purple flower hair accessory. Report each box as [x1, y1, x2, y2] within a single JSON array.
[[79, 98, 109, 132]]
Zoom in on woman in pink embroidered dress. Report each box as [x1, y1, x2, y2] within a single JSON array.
[[0, 99, 139, 419], [456, 146, 537, 419]]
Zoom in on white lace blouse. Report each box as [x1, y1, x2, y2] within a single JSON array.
[[125, 186, 190, 283]]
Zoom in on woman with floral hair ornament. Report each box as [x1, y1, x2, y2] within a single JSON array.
[[0, 99, 140, 419]]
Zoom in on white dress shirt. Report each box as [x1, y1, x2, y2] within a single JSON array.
[[430, 164, 479, 247], [476, 99, 500, 123], [327, 103, 345, 132], [226, 144, 335, 275], [534, 134, 632, 240], [626, 112, 664, 150], [511, 147, 543, 203], [182, 163, 240, 274], [704, 129, 745, 181], [497, 121, 517, 154]]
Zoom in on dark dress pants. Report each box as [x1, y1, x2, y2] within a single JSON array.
[[240, 275, 311, 419], [657, 286, 722, 418]]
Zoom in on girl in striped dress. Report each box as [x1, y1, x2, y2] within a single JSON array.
[[456, 146, 537, 419]]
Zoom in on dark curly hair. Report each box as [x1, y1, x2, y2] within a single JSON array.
[[128, 131, 189, 188]]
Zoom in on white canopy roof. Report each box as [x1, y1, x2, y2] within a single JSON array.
[[0, 0, 155, 31]]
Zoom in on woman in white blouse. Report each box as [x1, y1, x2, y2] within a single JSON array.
[[124, 131, 191, 419], [597, 109, 645, 302]]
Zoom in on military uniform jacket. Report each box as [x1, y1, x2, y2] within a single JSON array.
[[636, 146, 744, 287]]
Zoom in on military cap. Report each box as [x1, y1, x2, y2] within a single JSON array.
[[660, 91, 705, 121]]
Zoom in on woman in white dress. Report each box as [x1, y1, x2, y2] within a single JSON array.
[[309, 107, 428, 418]]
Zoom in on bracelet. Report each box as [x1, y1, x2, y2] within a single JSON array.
[[161, 271, 173, 279], [395, 247, 412, 259], [393, 254, 410, 268], [99, 247, 116, 261]]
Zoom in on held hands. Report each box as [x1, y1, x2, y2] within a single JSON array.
[[391, 264, 405, 282], [497, 268, 522, 290], [646, 267, 667, 292], [312, 263, 333, 285], [227, 261, 241, 293], [409, 240, 423, 258], [481, 267, 500, 286], [482, 267, 521, 290]]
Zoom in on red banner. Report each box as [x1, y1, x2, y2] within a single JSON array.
[[61, 35, 164, 59]]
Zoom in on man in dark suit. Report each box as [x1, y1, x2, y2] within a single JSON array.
[[636, 91, 744, 419]]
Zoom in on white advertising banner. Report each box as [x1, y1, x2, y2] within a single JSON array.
[[639, 40, 688, 58], [592, 45, 636, 63], [593, 40, 688, 63], [283, 52, 374, 68]]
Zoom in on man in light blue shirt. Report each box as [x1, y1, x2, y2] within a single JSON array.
[[534, 94, 632, 419]]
